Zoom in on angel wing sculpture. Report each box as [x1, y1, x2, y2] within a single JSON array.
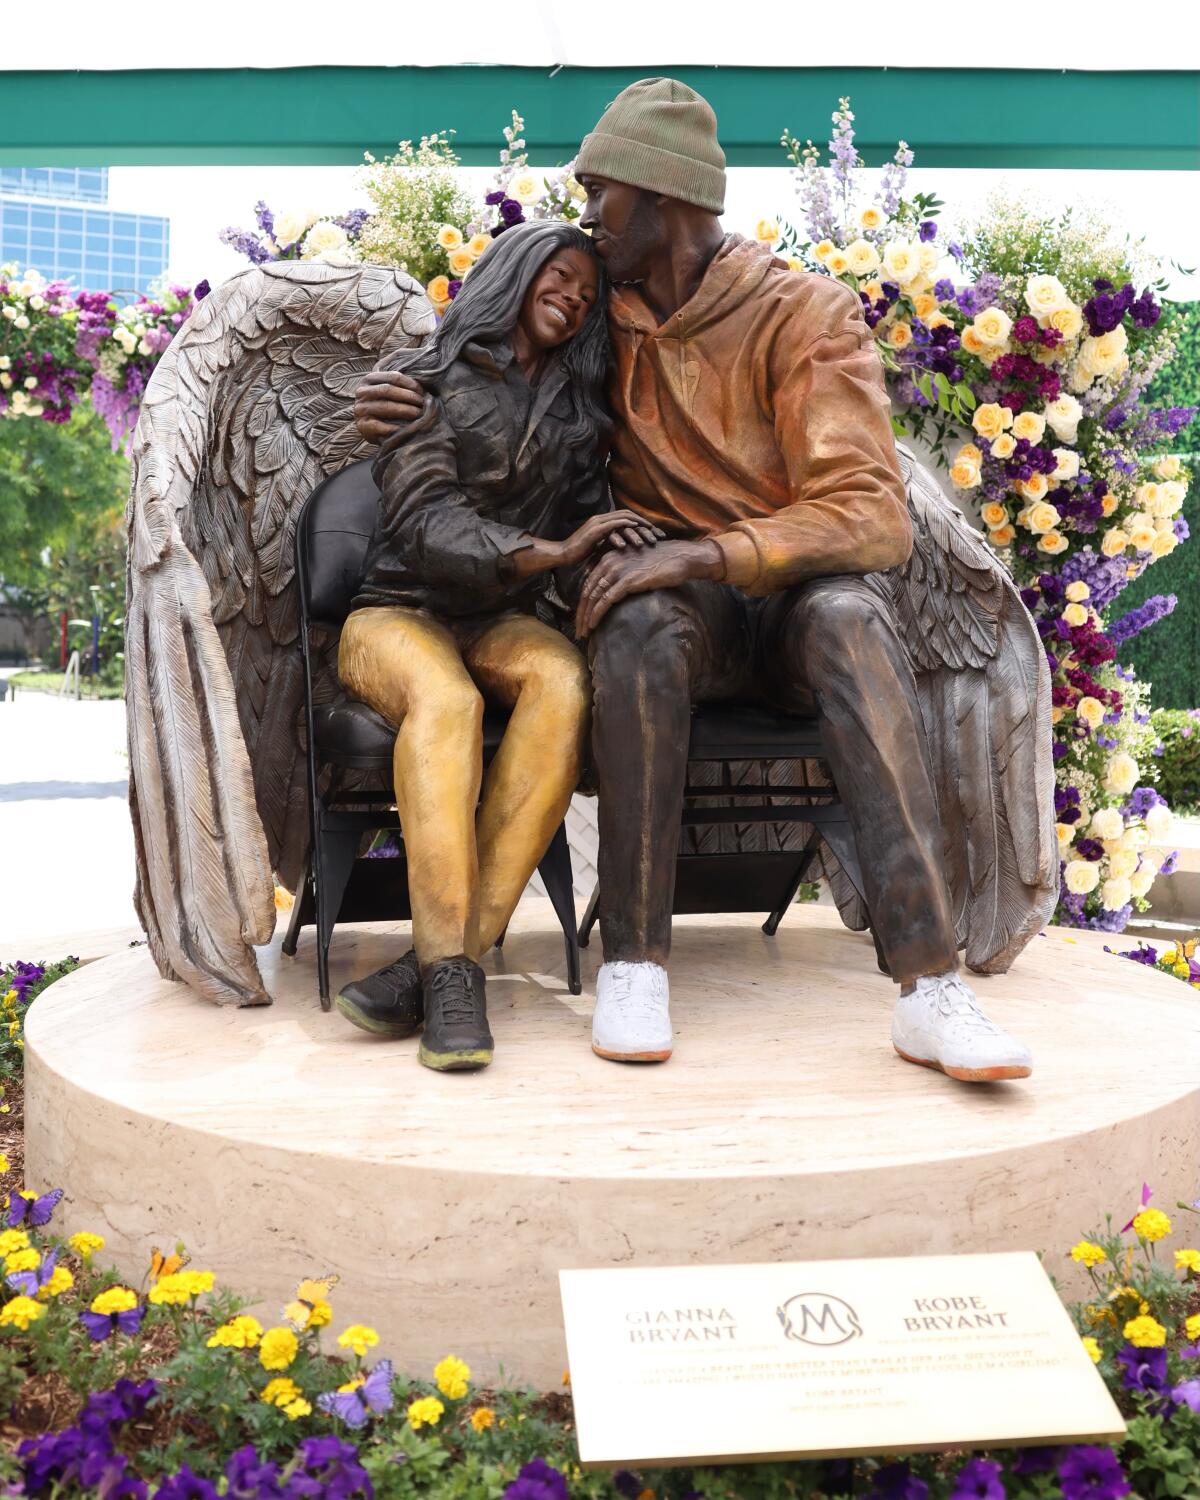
[[126, 262, 435, 1006]]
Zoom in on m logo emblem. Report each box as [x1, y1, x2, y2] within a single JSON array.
[[777, 1293, 863, 1346]]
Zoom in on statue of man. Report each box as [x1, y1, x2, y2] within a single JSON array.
[[355, 77, 1037, 1084]]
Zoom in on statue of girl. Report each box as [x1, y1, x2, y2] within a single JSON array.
[[335, 220, 658, 1071]]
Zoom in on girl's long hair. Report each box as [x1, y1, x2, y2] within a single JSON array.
[[394, 221, 611, 454]]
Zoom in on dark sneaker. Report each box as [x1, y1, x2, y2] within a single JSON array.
[[418, 956, 493, 1072], [335, 950, 423, 1038]]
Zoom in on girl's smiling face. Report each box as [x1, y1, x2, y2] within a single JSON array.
[[516, 247, 599, 352]]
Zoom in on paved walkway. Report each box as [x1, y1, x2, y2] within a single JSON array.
[[0, 689, 137, 954]]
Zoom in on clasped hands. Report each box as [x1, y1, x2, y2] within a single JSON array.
[[354, 371, 725, 637]]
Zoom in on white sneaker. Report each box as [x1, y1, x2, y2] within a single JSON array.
[[892, 972, 1032, 1083], [592, 962, 673, 1063]]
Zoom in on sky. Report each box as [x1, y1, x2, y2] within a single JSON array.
[[105, 163, 1200, 302]]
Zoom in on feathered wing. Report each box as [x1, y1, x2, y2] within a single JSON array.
[[884, 445, 1058, 973], [126, 262, 435, 1005]]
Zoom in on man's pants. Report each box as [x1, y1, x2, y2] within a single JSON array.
[[340, 606, 589, 965], [588, 575, 958, 986]]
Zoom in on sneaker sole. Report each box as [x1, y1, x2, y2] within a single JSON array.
[[893, 1043, 1031, 1083], [592, 1044, 673, 1064], [418, 1045, 493, 1072], [334, 993, 421, 1039]]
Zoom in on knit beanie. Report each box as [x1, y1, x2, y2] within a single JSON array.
[[575, 77, 726, 215]]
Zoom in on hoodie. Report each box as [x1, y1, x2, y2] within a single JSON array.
[[606, 235, 912, 595]]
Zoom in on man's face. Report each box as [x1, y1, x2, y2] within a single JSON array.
[[578, 175, 667, 284]]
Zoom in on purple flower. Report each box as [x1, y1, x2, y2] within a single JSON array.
[[503, 1459, 569, 1500], [1011, 1447, 1059, 1474], [224, 1445, 284, 1500], [1117, 1341, 1168, 1395], [949, 1458, 1005, 1499], [613, 1473, 642, 1499], [485, 190, 506, 205], [1057, 1445, 1131, 1500], [868, 1462, 929, 1499], [194, 280, 211, 301], [153, 1467, 220, 1500], [918, 220, 937, 242], [1171, 1380, 1200, 1412], [934, 278, 955, 301]]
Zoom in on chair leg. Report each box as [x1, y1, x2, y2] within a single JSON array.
[[538, 822, 582, 995], [280, 849, 310, 957], [578, 883, 600, 949], [313, 821, 361, 1012], [494, 927, 506, 950], [762, 831, 821, 937]]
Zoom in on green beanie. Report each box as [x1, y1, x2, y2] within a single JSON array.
[[575, 77, 726, 215]]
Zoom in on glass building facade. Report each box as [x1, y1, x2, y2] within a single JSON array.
[[0, 168, 168, 295]]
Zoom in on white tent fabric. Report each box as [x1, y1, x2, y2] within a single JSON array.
[[24, 0, 1200, 70]]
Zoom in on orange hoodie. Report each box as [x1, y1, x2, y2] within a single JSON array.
[[606, 236, 913, 595]]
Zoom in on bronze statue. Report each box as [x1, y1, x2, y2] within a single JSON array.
[[353, 79, 1057, 1083]]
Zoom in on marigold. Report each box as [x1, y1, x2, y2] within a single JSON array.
[[337, 1323, 380, 1358], [4, 1249, 40, 1274], [1132, 1208, 1172, 1243], [1187, 1313, 1200, 1342], [1108, 1285, 1148, 1318], [407, 1395, 445, 1429], [68, 1232, 105, 1260], [433, 1353, 471, 1400], [149, 1270, 215, 1306], [90, 1286, 138, 1315], [1123, 1314, 1167, 1348], [259, 1326, 300, 1371], [261, 1377, 303, 1407], [0, 1230, 29, 1257], [1081, 1336, 1102, 1364], [208, 1315, 265, 1349], [42, 1267, 74, 1299], [470, 1406, 496, 1432], [1176, 1249, 1200, 1275], [1070, 1240, 1108, 1270], [0, 1295, 45, 1330], [0, 1154, 7, 1173]]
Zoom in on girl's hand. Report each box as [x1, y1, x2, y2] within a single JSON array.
[[557, 511, 664, 567]]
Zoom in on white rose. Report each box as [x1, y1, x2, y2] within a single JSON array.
[[29, 294, 45, 311], [302, 221, 349, 260], [882, 240, 922, 287], [1145, 803, 1174, 843], [508, 171, 543, 207], [1130, 866, 1155, 898], [845, 239, 881, 278], [273, 211, 308, 247], [1100, 876, 1132, 911], [1154, 455, 1182, 480], [918, 242, 939, 273], [1025, 273, 1072, 319], [1107, 848, 1139, 880], [1104, 752, 1139, 795], [1052, 448, 1080, 482], [137, 338, 153, 356], [1090, 807, 1125, 841], [1157, 480, 1186, 516], [13, 315, 29, 330], [1078, 325, 1128, 378], [1064, 859, 1101, 895]]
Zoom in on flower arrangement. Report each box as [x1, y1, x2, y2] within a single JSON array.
[[770, 99, 1197, 934], [0, 265, 93, 424], [0, 959, 77, 1082], [79, 282, 209, 451], [218, 202, 369, 268], [1111, 936, 1200, 987]]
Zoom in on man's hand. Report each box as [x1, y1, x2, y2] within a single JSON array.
[[575, 538, 725, 638], [353, 370, 426, 444], [560, 511, 664, 565]]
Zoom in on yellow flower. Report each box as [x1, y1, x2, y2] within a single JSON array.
[[988, 525, 1016, 547], [42, 1267, 74, 1299], [433, 1354, 471, 1400], [1037, 531, 1069, 555], [208, 1315, 265, 1350], [0, 1230, 30, 1258], [148, 1270, 214, 1306], [960, 325, 986, 355], [990, 433, 1017, 460], [1151, 530, 1178, 559], [1065, 580, 1090, 603], [981, 502, 1009, 530], [436, 225, 464, 251], [284, 1397, 312, 1420], [68, 1232, 105, 1261], [5, 1249, 40, 1274], [1024, 274, 1072, 320], [470, 1405, 496, 1432], [1056, 822, 1075, 847], [825, 251, 851, 277], [448, 247, 475, 279], [886, 321, 913, 350], [407, 1395, 445, 1429], [957, 443, 983, 466], [859, 206, 884, 231], [261, 1377, 303, 1407], [1081, 1336, 1102, 1364], [1062, 603, 1089, 628], [1175, 1249, 1200, 1275], [509, 172, 542, 207], [337, 1324, 380, 1359], [0, 1154, 7, 1173], [1187, 1313, 1200, 1341], [972, 306, 1013, 348], [0, 1295, 45, 1330], [785, 257, 804, 272], [259, 1326, 300, 1371], [1076, 697, 1106, 730], [845, 239, 881, 278], [912, 292, 939, 322], [1064, 859, 1101, 895], [1017, 473, 1050, 504], [948, 455, 981, 490], [426, 275, 451, 305], [813, 239, 836, 263], [972, 403, 1011, 441], [466, 233, 491, 261], [1011, 411, 1046, 445], [881, 239, 922, 287], [90, 1286, 138, 1316], [1024, 499, 1060, 535], [1070, 1240, 1108, 1270], [1124, 1314, 1167, 1348], [754, 218, 779, 245], [1044, 304, 1083, 341], [1132, 1208, 1172, 1242]]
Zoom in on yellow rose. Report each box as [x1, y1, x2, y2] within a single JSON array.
[[1100, 494, 1118, 517], [1151, 530, 1178, 559], [1044, 304, 1083, 340], [754, 217, 780, 245], [813, 240, 837, 263], [972, 306, 1013, 347], [1153, 480, 1186, 516], [1062, 603, 1089, 628], [1019, 474, 1051, 504], [981, 502, 1009, 529], [825, 251, 851, 277], [949, 457, 981, 489], [1024, 499, 1059, 533], [448, 248, 475, 278], [1077, 698, 1106, 729], [1056, 822, 1075, 846], [882, 240, 922, 287], [862, 280, 884, 302], [926, 312, 952, 331], [1038, 531, 1068, 554], [1104, 753, 1139, 795], [972, 403, 1011, 440], [887, 321, 913, 350], [1129, 521, 1157, 552], [1100, 528, 1129, 557], [990, 433, 1016, 459], [1011, 411, 1046, 444], [1064, 859, 1101, 894], [988, 525, 1016, 547], [846, 239, 881, 277], [912, 292, 938, 321], [436, 225, 464, 251], [466, 233, 491, 260], [859, 206, 884, 231], [1064, 581, 1090, 603], [426, 275, 451, 306], [1154, 455, 1182, 480], [957, 443, 983, 466], [1078, 326, 1128, 378], [1024, 274, 1072, 319], [960, 325, 986, 355]]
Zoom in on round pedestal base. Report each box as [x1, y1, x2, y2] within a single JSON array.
[[24, 904, 1200, 1386]]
